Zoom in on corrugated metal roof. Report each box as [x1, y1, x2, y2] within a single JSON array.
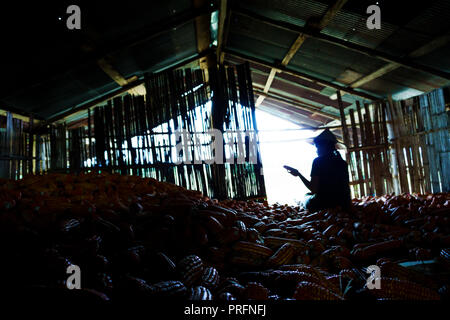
[[233, 0, 330, 28], [288, 37, 387, 82], [321, 9, 398, 50], [413, 43, 450, 73], [3, 62, 120, 119], [404, 0, 450, 37], [113, 21, 198, 78]]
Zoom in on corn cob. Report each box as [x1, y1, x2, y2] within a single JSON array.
[[198, 210, 228, 226], [440, 248, 450, 261], [263, 236, 308, 252], [378, 261, 438, 289], [203, 215, 224, 234], [351, 239, 403, 260], [235, 213, 260, 227], [238, 271, 273, 283], [230, 255, 265, 267], [325, 274, 342, 293], [235, 220, 248, 240], [232, 241, 274, 259], [332, 256, 352, 270], [201, 266, 220, 290], [216, 226, 241, 245], [368, 278, 440, 300], [293, 281, 344, 300], [243, 282, 269, 300], [339, 269, 359, 281], [148, 280, 188, 298], [279, 264, 327, 280], [246, 227, 261, 243], [59, 218, 81, 233], [266, 243, 296, 267], [188, 286, 213, 300], [217, 278, 245, 298], [253, 221, 269, 233], [323, 224, 340, 237], [206, 204, 237, 221], [178, 255, 204, 287], [217, 292, 236, 301], [264, 228, 287, 237]]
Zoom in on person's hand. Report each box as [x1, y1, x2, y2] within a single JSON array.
[[283, 165, 300, 177]]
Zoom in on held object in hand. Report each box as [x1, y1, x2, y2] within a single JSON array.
[[283, 165, 300, 177]]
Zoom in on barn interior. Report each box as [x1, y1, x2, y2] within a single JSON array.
[[0, 0, 449, 304]]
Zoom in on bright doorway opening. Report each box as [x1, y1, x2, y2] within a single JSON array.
[[255, 110, 317, 205]]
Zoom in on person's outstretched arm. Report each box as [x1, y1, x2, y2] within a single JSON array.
[[284, 166, 316, 192]]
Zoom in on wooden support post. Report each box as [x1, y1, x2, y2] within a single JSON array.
[[337, 91, 356, 195], [349, 109, 364, 197]]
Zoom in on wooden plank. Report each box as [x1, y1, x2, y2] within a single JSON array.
[[217, 0, 228, 64], [400, 100, 416, 192], [255, 0, 348, 106], [388, 98, 408, 193], [363, 103, 376, 195], [372, 103, 384, 194], [49, 49, 212, 123], [194, 0, 213, 71], [349, 33, 450, 88], [337, 91, 357, 195], [350, 62, 400, 88], [350, 109, 364, 197], [380, 102, 393, 193], [224, 49, 379, 101], [253, 89, 340, 120], [356, 101, 369, 195], [281, 34, 308, 67], [408, 101, 422, 192], [413, 97, 431, 192]]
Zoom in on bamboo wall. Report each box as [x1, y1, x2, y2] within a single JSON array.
[[0, 113, 36, 179], [2, 68, 448, 200], [45, 63, 266, 200], [341, 87, 449, 197]]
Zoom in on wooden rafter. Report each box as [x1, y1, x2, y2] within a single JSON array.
[[194, 0, 213, 71], [254, 0, 348, 107], [48, 49, 213, 123], [350, 32, 450, 89], [224, 49, 379, 101], [217, 0, 229, 64], [253, 87, 340, 120]]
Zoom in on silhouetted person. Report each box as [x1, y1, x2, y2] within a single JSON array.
[[284, 129, 351, 212]]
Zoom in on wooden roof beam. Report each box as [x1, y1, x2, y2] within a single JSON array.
[[48, 49, 213, 123], [350, 32, 450, 88], [254, 0, 348, 107], [224, 49, 380, 101], [217, 0, 229, 64], [254, 88, 340, 120], [194, 0, 213, 72]]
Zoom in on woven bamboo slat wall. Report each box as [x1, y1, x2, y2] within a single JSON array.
[[46, 63, 266, 200], [3, 68, 447, 199], [338, 94, 393, 198], [0, 112, 36, 179], [341, 87, 449, 197], [388, 87, 450, 194]]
